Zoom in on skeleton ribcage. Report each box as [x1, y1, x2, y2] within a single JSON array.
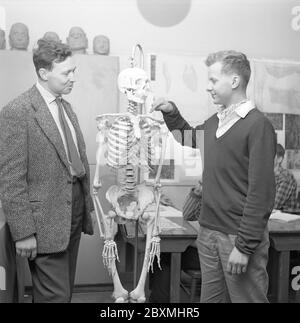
[[106, 116, 155, 170]]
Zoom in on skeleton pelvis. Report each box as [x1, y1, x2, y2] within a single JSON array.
[[106, 184, 154, 220]]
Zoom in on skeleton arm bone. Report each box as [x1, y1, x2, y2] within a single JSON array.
[[152, 128, 169, 236], [93, 123, 118, 258], [139, 115, 165, 125]]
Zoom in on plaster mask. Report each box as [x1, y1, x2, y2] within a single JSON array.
[[9, 23, 29, 50], [67, 26, 88, 53], [0, 29, 6, 49], [43, 31, 61, 43], [93, 35, 110, 55]]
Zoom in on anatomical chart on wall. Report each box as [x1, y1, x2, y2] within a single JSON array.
[[145, 53, 208, 184], [253, 59, 300, 114], [285, 114, 300, 172]]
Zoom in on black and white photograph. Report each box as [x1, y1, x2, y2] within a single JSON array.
[[0, 0, 300, 308]]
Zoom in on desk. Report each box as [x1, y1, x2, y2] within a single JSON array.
[[268, 219, 300, 303], [121, 216, 300, 303], [119, 217, 198, 303]]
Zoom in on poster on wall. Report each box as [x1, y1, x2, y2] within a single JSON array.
[[143, 53, 209, 185], [264, 112, 300, 184], [253, 60, 300, 114]]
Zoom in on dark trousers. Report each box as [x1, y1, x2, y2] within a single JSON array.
[[197, 226, 269, 303], [28, 179, 85, 303], [0, 222, 19, 303], [149, 246, 200, 303]]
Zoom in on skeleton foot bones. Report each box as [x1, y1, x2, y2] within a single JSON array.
[[92, 185, 163, 303]]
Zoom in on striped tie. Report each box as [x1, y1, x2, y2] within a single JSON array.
[[55, 97, 85, 178]]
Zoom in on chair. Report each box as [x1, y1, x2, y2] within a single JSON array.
[[180, 269, 201, 302]]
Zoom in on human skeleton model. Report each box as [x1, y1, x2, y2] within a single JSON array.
[[93, 45, 168, 303]]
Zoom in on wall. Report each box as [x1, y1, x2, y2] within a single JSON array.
[[0, 0, 299, 61]]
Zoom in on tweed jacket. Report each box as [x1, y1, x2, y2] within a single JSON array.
[[0, 85, 94, 254]]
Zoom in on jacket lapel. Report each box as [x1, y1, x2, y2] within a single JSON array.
[[29, 85, 71, 174]]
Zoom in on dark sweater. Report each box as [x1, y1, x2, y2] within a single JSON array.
[[163, 103, 276, 255]]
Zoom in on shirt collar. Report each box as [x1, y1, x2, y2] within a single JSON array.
[[235, 100, 255, 118], [217, 100, 255, 121], [36, 81, 57, 105]]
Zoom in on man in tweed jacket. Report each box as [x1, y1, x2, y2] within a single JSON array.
[[0, 39, 94, 302]]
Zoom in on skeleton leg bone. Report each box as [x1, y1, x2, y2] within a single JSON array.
[[129, 213, 155, 303], [93, 129, 129, 302], [93, 194, 129, 302]]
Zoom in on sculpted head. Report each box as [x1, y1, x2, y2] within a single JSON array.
[[0, 29, 6, 49], [9, 22, 29, 50], [66, 26, 88, 54], [43, 31, 61, 43], [93, 35, 110, 55]]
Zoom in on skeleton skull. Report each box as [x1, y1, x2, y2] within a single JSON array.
[[118, 67, 151, 104]]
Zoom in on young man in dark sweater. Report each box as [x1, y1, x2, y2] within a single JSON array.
[[152, 51, 276, 303]]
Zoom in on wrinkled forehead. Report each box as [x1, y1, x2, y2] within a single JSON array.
[[207, 61, 233, 79], [52, 56, 76, 72]]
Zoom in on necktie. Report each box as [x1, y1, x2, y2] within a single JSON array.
[[55, 97, 85, 178]]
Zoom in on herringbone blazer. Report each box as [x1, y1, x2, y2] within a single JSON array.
[[0, 85, 94, 253]]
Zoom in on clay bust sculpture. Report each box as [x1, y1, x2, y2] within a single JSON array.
[[93, 35, 110, 55], [43, 31, 61, 43], [66, 26, 88, 54], [9, 22, 29, 50], [0, 29, 6, 50]]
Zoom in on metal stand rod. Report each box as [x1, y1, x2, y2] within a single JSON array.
[[133, 220, 139, 288]]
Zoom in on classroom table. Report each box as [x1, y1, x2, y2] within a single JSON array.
[[119, 215, 198, 303], [268, 218, 300, 303], [120, 213, 300, 303]]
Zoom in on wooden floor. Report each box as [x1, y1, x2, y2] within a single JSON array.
[[24, 279, 195, 303], [23, 278, 299, 303]]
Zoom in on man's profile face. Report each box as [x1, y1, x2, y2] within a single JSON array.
[[9, 23, 29, 50], [44, 56, 76, 96], [206, 62, 234, 107]]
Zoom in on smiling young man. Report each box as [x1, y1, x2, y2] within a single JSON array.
[[0, 39, 94, 302], [152, 51, 276, 303]]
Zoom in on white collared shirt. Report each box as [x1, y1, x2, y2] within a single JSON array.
[[36, 82, 80, 175], [216, 100, 255, 138]]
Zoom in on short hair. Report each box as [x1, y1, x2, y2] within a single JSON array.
[[276, 143, 285, 158], [33, 39, 72, 78], [205, 50, 251, 88]]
